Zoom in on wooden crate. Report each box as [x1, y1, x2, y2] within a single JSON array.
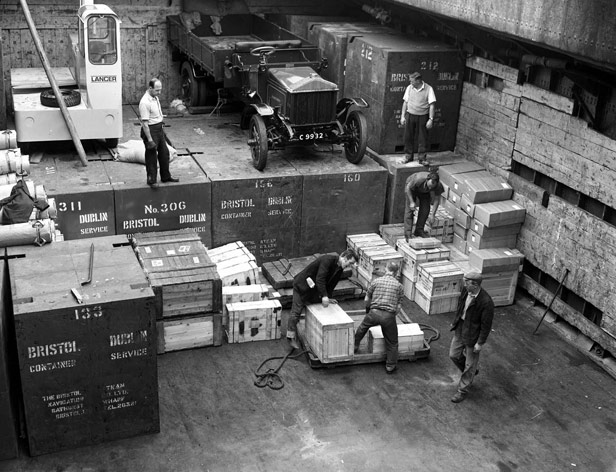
[[345, 34, 464, 154], [304, 303, 354, 363], [26, 157, 115, 240], [157, 312, 223, 353], [416, 261, 464, 297], [7, 236, 159, 456], [133, 230, 222, 319], [346, 233, 384, 253], [414, 290, 459, 315], [0, 262, 18, 460], [368, 323, 424, 354], [193, 150, 302, 265], [226, 300, 282, 343], [359, 246, 403, 277], [102, 157, 212, 246], [379, 223, 405, 247], [396, 240, 450, 281], [222, 284, 277, 327], [207, 241, 260, 286], [401, 274, 416, 301]]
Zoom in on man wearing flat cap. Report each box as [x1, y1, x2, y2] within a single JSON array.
[[449, 271, 494, 403], [399, 71, 436, 166]]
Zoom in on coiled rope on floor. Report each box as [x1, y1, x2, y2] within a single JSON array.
[[418, 323, 440, 345], [254, 348, 306, 390]]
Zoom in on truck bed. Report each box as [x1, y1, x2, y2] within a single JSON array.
[[11, 67, 76, 91]]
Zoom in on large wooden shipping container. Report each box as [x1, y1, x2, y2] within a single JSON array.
[[7, 237, 159, 456], [27, 157, 115, 240], [0, 261, 19, 460], [103, 157, 212, 246], [344, 34, 464, 155], [194, 150, 302, 265]]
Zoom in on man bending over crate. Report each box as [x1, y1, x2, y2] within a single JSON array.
[[353, 262, 404, 374], [404, 171, 444, 240], [286, 249, 359, 350]]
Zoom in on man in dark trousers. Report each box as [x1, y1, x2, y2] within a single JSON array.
[[449, 271, 495, 403], [399, 71, 436, 166], [139, 78, 179, 189], [354, 261, 404, 374], [286, 249, 359, 350], [404, 171, 444, 240]]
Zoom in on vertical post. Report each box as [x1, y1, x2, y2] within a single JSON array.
[[0, 29, 7, 130], [18, 0, 89, 166]]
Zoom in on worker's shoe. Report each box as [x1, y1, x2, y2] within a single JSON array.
[[162, 176, 180, 183], [385, 366, 397, 374], [451, 391, 466, 403], [413, 230, 428, 238], [287, 338, 300, 350], [147, 180, 159, 189], [398, 154, 413, 164]]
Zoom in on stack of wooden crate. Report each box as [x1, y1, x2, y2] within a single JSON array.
[[346, 233, 391, 288], [414, 260, 464, 315], [396, 238, 451, 301], [468, 248, 525, 306], [132, 229, 223, 353], [210, 241, 283, 344]]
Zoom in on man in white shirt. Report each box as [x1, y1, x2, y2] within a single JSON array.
[[139, 78, 179, 189], [399, 72, 436, 166]]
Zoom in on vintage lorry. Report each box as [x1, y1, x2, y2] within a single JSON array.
[[11, 1, 122, 149], [167, 14, 368, 170]]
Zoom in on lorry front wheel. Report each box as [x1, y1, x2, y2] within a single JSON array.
[[344, 110, 367, 164], [249, 115, 268, 171], [40, 89, 81, 108], [181, 62, 200, 107]]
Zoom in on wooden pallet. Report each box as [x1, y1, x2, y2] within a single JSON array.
[[297, 313, 430, 369]]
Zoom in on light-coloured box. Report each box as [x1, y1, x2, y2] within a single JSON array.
[[368, 323, 424, 354], [414, 290, 459, 315], [453, 233, 468, 255], [305, 303, 354, 363], [226, 299, 282, 343], [461, 175, 513, 204], [470, 220, 522, 238], [396, 240, 449, 281], [438, 162, 484, 191], [217, 260, 260, 286], [409, 237, 441, 249], [473, 200, 526, 227], [360, 246, 403, 278], [467, 230, 518, 251], [346, 233, 384, 252], [416, 261, 464, 297], [401, 274, 415, 300], [222, 284, 275, 327], [468, 248, 525, 273]]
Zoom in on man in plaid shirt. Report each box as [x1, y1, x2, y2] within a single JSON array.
[[354, 261, 404, 373]]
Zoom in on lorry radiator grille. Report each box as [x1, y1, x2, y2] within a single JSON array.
[[289, 91, 337, 125]]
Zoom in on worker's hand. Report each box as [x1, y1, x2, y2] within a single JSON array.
[[426, 118, 434, 130], [400, 115, 406, 125], [473, 343, 482, 353], [146, 140, 156, 150], [365, 305, 370, 314], [321, 296, 330, 308], [427, 214, 435, 226]]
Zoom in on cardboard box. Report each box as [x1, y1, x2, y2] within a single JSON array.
[[473, 200, 526, 227], [453, 233, 468, 254], [470, 220, 522, 238], [468, 248, 525, 273], [460, 175, 514, 204], [305, 304, 354, 363], [467, 230, 518, 251], [438, 161, 485, 191]]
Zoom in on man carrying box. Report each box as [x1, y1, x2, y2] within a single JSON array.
[[353, 262, 404, 374], [404, 171, 444, 240], [286, 249, 359, 350]]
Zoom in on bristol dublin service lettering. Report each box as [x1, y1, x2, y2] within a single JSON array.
[[27, 340, 79, 373], [42, 390, 86, 420], [267, 195, 294, 217], [221, 198, 254, 220], [109, 329, 150, 360], [102, 382, 137, 411]]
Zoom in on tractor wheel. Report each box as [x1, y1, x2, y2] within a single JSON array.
[[249, 114, 268, 171], [343, 110, 367, 164], [180, 61, 199, 107], [40, 89, 81, 108]]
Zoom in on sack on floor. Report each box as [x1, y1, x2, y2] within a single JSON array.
[[115, 140, 178, 165]]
